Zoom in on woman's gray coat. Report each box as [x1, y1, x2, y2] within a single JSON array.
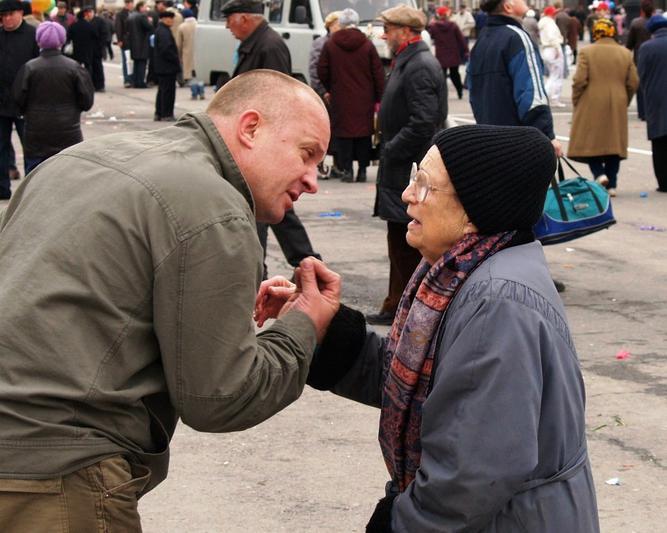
[[332, 241, 600, 532]]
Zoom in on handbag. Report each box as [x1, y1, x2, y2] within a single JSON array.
[[534, 157, 616, 245]]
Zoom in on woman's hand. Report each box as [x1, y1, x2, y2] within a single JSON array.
[[254, 276, 297, 327]]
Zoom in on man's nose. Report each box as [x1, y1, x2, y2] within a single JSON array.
[[302, 167, 319, 194]]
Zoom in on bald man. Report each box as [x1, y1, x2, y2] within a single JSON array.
[[0, 70, 339, 531]]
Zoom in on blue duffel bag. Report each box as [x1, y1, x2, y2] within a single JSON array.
[[534, 157, 616, 245]]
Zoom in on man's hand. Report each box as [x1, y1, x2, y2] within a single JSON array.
[[287, 258, 340, 342], [254, 275, 296, 327], [551, 138, 563, 158], [323, 92, 331, 106]]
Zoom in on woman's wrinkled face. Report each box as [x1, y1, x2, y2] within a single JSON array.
[[401, 145, 474, 264]]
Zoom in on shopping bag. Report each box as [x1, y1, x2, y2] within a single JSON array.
[[534, 157, 616, 245]]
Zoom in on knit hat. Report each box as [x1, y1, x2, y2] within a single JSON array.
[[646, 13, 667, 32], [432, 125, 556, 234], [181, 8, 194, 17], [338, 8, 359, 27], [36, 21, 67, 50]]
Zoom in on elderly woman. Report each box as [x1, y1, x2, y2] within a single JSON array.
[[567, 18, 638, 196], [13, 21, 94, 173], [256, 125, 600, 532]]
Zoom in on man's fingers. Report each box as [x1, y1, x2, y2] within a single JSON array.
[[297, 258, 318, 293], [268, 286, 297, 299]]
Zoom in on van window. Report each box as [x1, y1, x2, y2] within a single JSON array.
[[289, 0, 311, 23], [269, 0, 283, 22], [319, 0, 406, 23]]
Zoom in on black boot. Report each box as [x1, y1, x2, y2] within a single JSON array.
[[356, 168, 367, 182]]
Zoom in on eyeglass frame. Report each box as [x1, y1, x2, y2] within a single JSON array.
[[407, 163, 457, 203]]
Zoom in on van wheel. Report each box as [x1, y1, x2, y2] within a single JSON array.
[[214, 73, 230, 91]]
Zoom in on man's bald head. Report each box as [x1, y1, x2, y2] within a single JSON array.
[[207, 70, 325, 124]]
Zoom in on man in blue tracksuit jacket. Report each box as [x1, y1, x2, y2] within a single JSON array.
[[467, 0, 563, 156]]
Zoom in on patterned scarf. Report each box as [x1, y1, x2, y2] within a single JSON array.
[[378, 231, 516, 491]]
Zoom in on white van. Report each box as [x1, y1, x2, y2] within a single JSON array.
[[194, 0, 427, 87]]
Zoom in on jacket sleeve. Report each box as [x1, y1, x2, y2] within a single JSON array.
[[391, 296, 543, 532], [11, 64, 28, 114], [152, 217, 318, 433], [571, 48, 588, 107], [507, 37, 554, 139], [309, 38, 324, 94], [316, 41, 331, 92], [455, 26, 468, 61], [157, 30, 180, 68], [260, 46, 291, 74], [75, 64, 95, 111], [383, 65, 441, 157]]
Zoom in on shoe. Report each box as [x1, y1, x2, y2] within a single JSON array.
[[161, 116, 177, 122], [595, 175, 609, 187], [341, 172, 354, 183], [191, 95, 198, 100], [356, 170, 367, 182], [366, 311, 395, 326], [153, 114, 161, 121], [608, 187, 616, 197], [551, 101, 566, 108], [199, 94, 205, 100], [657, 188, 667, 193], [329, 167, 345, 179], [96, 88, 106, 93], [8, 167, 20, 180], [123, 82, 133, 88], [553, 279, 566, 293]]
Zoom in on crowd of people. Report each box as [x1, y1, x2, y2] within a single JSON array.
[[0, 0, 666, 530]]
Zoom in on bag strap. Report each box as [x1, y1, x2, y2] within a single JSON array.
[[559, 156, 582, 177], [550, 174, 569, 222], [581, 180, 605, 213]]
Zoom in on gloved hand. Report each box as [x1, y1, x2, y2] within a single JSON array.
[[366, 494, 397, 533]]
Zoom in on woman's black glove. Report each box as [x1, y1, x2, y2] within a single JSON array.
[[306, 303, 366, 390], [366, 494, 397, 533]]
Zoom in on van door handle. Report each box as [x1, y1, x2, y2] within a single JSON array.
[[282, 32, 290, 39]]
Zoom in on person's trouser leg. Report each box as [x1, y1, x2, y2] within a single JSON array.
[[133, 59, 147, 88], [270, 209, 321, 267], [121, 48, 132, 85], [0, 455, 150, 533], [354, 136, 372, 180], [92, 54, 105, 90], [0, 116, 13, 199], [336, 137, 354, 177], [603, 155, 620, 189], [449, 66, 463, 98], [24, 155, 48, 174], [158, 75, 176, 118], [380, 220, 422, 314], [652, 136, 667, 191], [637, 84, 645, 120], [588, 156, 605, 180], [155, 81, 163, 118]]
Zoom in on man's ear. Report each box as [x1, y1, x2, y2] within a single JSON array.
[[236, 110, 261, 149]]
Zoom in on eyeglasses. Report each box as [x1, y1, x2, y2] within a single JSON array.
[[407, 164, 455, 203]]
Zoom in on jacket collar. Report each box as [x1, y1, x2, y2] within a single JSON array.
[[177, 112, 255, 213], [487, 14, 523, 29], [40, 49, 61, 57], [238, 19, 269, 55], [393, 40, 429, 70], [654, 28, 667, 38]]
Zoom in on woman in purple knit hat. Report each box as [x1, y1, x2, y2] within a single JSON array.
[[12, 21, 94, 174]]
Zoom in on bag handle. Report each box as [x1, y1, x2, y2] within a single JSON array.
[[550, 173, 569, 222], [558, 156, 584, 180]]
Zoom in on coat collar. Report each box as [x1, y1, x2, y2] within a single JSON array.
[[238, 19, 269, 55], [40, 48, 61, 57], [393, 40, 429, 71], [486, 14, 523, 29], [177, 112, 255, 213]]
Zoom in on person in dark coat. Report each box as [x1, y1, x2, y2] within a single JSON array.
[[153, 11, 180, 121], [128, 1, 153, 88], [318, 8, 384, 182], [367, 4, 446, 325], [13, 21, 94, 173], [0, 0, 38, 200], [638, 14, 667, 192], [222, 0, 322, 279], [67, 7, 96, 75], [428, 6, 468, 99], [115, 0, 134, 87], [90, 10, 109, 91], [626, 0, 654, 121]]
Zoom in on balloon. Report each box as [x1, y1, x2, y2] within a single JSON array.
[[30, 0, 56, 15]]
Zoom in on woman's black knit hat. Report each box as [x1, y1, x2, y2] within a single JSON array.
[[433, 125, 556, 234]]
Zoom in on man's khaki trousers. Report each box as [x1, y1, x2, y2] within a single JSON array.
[[0, 455, 150, 533]]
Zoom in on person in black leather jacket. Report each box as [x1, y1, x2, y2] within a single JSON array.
[[13, 21, 94, 173]]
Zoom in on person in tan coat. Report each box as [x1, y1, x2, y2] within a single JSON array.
[[567, 18, 638, 196], [176, 8, 196, 83]]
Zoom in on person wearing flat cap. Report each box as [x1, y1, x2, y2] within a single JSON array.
[[153, 10, 181, 121], [0, 0, 39, 200], [257, 124, 600, 532], [222, 0, 323, 285], [366, 3, 446, 326], [12, 21, 94, 173]]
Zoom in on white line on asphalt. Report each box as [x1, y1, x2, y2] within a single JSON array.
[[449, 115, 653, 156]]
